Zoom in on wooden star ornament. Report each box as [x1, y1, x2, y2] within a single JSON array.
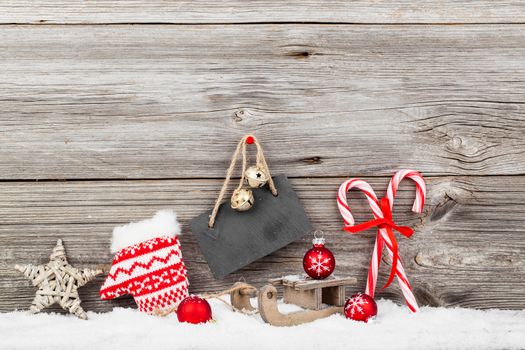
[[15, 239, 102, 319]]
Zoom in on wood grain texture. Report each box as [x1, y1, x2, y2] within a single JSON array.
[[1, 1, 525, 24], [1, 2, 524, 315], [1, 25, 525, 180], [1, 176, 524, 312]]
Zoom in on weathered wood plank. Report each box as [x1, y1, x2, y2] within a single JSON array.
[[1, 176, 523, 311], [1, 1, 525, 24], [1, 25, 525, 180]]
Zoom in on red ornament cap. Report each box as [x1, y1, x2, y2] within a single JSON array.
[[246, 135, 255, 144]]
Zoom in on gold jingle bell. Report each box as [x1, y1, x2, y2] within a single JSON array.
[[244, 165, 269, 188], [231, 188, 254, 211]]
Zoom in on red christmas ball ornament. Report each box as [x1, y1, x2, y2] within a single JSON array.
[[303, 233, 335, 279], [344, 293, 377, 322], [177, 296, 212, 324], [246, 135, 255, 144]]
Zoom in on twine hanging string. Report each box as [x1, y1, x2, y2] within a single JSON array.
[[253, 137, 277, 195], [208, 135, 277, 228], [153, 282, 258, 317]]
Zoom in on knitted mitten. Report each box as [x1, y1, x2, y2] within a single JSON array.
[[100, 210, 189, 313]]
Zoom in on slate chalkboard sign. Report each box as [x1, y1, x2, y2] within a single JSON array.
[[190, 175, 312, 278]]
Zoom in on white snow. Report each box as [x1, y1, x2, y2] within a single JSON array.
[[1, 298, 524, 350], [111, 210, 181, 253], [280, 274, 306, 281]]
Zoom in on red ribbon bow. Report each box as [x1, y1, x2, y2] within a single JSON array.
[[343, 197, 413, 290]]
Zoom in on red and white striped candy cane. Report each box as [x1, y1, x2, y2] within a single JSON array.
[[337, 170, 426, 313], [337, 178, 380, 227], [386, 169, 426, 214], [337, 178, 384, 303], [382, 169, 426, 311]]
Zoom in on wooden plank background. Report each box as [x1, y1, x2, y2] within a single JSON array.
[[2, 1, 525, 23], [1, 2, 524, 312]]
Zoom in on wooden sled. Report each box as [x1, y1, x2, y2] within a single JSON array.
[[230, 275, 357, 327], [229, 282, 258, 313]]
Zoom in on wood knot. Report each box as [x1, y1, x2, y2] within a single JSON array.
[[430, 194, 458, 222], [233, 109, 246, 122], [302, 156, 322, 165], [447, 135, 481, 157], [413, 285, 443, 307], [287, 51, 311, 59], [414, 252, 425, 266]]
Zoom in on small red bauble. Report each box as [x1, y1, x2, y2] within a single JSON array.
[[303, 235, 335, 279], [344, 293, 377, 322], [246, 135, 255, 144], [177, 296, 212, 324]]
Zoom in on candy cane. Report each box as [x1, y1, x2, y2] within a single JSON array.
[[383, 169, 426, 311], [337, 178, 383, 300], [337, 170, 426, 313], [337, 179, 380, 226]]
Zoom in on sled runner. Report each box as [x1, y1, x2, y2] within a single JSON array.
[[230, 275, 357, 326]]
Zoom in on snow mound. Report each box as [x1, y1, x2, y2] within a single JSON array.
[[1, 298, 523, 350]]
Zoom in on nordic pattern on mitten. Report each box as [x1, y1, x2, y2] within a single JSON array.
[[100, 236, 188, 313], [100, 211, 189, 313]]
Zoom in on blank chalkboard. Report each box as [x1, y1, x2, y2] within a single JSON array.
[[190, 175, 312, 279]]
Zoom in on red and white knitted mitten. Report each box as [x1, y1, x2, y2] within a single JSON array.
[[100, 210, 189, 313]]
